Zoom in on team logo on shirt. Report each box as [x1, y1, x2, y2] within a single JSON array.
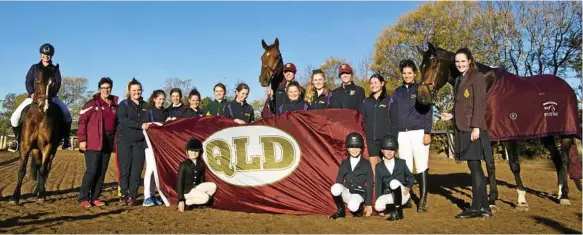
[[206, 111, 211, 116], [203, 126, 302, 187], [464, 89, 470, 98], [410, 94, 416, 99], [379, 104, 387, 108], [350, 90, 356, 95]]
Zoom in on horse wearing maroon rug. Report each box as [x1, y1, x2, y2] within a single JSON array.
[[416, 42, 582, 211], [10, 64, 64, 204]]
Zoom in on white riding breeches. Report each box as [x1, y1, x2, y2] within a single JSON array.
[[10, 97, 72, 127], [374, 180, 411, 212], [143, 148, 158, 199], [184, 182, 217, 206], [331, 183, 364, 212], [398, 129, 429, 173]]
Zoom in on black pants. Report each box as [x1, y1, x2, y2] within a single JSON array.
[[117, 141, 146, 198], [467, 160, 488, 211], [78, 133, 114, 202]]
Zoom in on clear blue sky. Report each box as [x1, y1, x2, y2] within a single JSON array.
[[0, 1, 422, 104]]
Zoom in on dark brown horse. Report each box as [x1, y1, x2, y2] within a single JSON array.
[[9, 64, 63, 204], [259, 38, 285, 118], [416, 42, 581, 210]]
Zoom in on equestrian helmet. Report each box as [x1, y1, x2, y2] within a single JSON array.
[[185, 137, 203, 151], [380, 135, 399, 151], [39, 43, 55, 56], [345, 132, 364, 148]]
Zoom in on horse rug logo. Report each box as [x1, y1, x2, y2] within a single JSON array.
[[510, 112, 518, 120], [543, 101, 559, 117], [464, 89, 470, 98], [203, 125, 302, 187]]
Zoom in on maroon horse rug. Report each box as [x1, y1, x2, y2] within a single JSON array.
[[144, 109, 369, 215], [486, 69, 581, 141]]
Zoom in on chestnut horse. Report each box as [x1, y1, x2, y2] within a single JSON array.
[[258, 37, 285, 118], [10, 64, 64, 204], [416, 42, 581, 210]]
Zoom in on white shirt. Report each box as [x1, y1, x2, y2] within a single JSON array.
[[349, 155, 361, 171], [173, 103, 182, 108], [384, 158, 395, 174], [190, 158, 197, 165]]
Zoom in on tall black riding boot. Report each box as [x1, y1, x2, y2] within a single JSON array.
[[8, 126, 21, 152], [62, 122, 72, 149], [329, 196, 346, 220], [418, 170, 429, 212], [388, 186, 404, 221]]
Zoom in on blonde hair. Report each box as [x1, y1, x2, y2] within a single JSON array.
[[304, 69, 330, 103]]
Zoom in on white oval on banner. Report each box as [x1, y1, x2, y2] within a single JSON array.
[[202, 125, 302, 187]]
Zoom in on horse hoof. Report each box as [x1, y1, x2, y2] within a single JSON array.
[[560, 199, 570, 206], [489, 205, 499, 211]]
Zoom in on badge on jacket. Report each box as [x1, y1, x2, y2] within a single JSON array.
[[410, 94, 416, 99], [205, 111, 211, 116], [464, 89, 470, 98], [379, 104, 387, 108], [350, 90, 355, 95]]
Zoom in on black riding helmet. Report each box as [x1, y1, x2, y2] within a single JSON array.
[[380, 135, 399, 151], [345, 132, 364, 148], [185, 137, 203, 151], [39, 43, 55, 56]]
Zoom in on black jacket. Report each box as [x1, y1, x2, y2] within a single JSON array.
[[329, 82, 365, 111], [374, 158, 415, 199], [391, 83, 433, 134], [224, 100, 255, 123], [166, 103, 184, 118], [335, 155, 373, 205], [181, 107, 205, 118], [268, 82, 305, 114], [277, 99, 309, 114], [205, 99, 228, 116], [145, 106, 169, 122], [358, 94, 393, 139], [117, 98, 148, 143], [175, 158, 206, 202], [307, 91, 332, 110]]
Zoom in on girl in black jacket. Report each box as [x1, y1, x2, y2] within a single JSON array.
[[181, 89, 205, 118], [166, 88, 184, 120], [304, 69, 332, 110], [277, 81, 310, 114], [176, 138, 217, 212], [143, 90, 168, 207], [205, 83, 228, 116]]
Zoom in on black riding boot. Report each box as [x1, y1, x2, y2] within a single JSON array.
[[418, 170, 429, 212], [329, 196, 346, 220], [62, 122, 72, 149], [387, 186, 403, 221], [8, 126, 21, 152]]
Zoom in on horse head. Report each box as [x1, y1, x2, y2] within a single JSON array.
[[416, 42, 456, 106], [259, 38, 284, 89], [34, 64, 58, 113]]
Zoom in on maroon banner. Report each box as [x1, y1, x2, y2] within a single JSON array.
[[146, 109, 368, 215], [486, 70, 581, 141]]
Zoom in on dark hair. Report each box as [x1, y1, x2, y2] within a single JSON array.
[[399, 59, 418, 73], [188, 88, 201, 99], [125, 78, 142, 99], [455, 48, 478, 72], [368, 73, 387, 100], [98, 77, 113, 88], [236, 83, 250, 92], [170, 88, 182, 98], [285, 81, 302, 93], [213, 83, 227, 92], [148, 90, 166, 107]]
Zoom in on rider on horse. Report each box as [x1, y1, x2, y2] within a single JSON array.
[[8, 43, 72, 152]]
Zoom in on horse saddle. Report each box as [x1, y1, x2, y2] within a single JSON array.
[[19, 101, 65, 126]]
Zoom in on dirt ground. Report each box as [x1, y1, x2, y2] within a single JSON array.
[[0, 151, 581, 234]]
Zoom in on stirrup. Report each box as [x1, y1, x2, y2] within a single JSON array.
[[7, 141, 19, 153]]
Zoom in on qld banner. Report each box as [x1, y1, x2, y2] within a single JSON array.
[[144, 109, 368, 215]]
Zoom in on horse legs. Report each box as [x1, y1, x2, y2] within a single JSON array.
[[542, 136, 570, 205], [504, 140, 528, 210], [558, 136, 573, 205], [9, 146, 32, 205], [36, 144, 54, 203]]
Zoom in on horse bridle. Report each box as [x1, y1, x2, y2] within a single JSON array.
[[263, 53, 283, 80]]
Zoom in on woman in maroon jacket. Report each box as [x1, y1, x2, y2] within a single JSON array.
[[77, 77, 119, 208]]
